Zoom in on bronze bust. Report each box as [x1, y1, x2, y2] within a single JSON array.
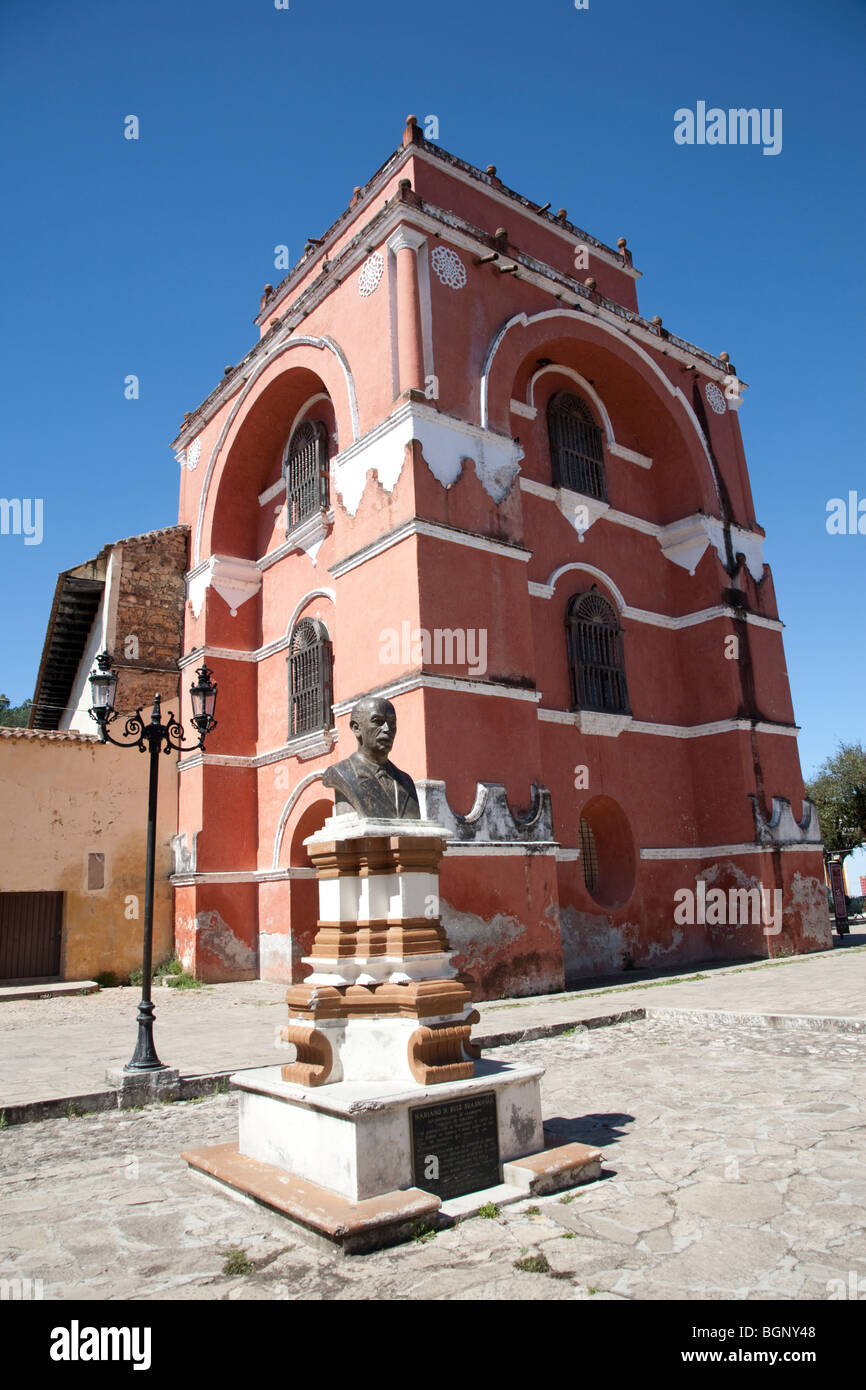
[[323, 696, 420, 819]]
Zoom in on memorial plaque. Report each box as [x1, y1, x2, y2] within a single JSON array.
[[410, 1091, 500, 1200]]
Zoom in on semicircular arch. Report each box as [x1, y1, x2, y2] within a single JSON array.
[[194, 333, 359, 567]]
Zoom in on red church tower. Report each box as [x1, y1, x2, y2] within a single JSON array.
[[170, 117, 829, 995]]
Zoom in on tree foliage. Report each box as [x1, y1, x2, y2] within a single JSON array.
[[805, 742, 866, 858], [0, 694, 32, 728]]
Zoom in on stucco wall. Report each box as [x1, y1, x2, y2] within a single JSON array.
[[0, 729, 176, 981]]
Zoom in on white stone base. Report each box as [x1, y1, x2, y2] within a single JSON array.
[[291, 1010, 474, 1086], [233, 1059, 544, 1203]]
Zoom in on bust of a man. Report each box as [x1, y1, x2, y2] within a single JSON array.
[[322, 696, 420, 820]]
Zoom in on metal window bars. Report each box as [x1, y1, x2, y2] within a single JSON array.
[[285, 420, 329, 529], [567, 591, 630, 715], [288, 619, 333, 736], [547, 391, 608, 501]]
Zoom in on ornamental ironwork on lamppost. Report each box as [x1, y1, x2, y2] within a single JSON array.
[[88, 653, 218, 1074]]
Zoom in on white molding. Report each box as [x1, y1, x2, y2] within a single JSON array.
[[258, 477, 286, 507], [179, 641, 281, 668], [520, 482, 766, 570], [444, 843, 558, 857], [170, 866, 318, 887], [520, 478, 657, 538], [282, 509, 333, 567], [192, 333, 360, 568], [285, 588, 336, 641], [510, 398, 537, 420], [537, 561, 628, 610], [610, 442, 653, 469], [658, 514, 765, 581], [621, 604, 783, 633], [640, 843, 821, 860], [285, 393, 332, 462], [178, 729, 338, 773], [479, 309, 725, 516], [411, 146, 641, 281], [530, 562, 781, 630], [187, 555, 262, 618], [555, 848, 581, 861], [329, 515, 531, 579], [273, 770, 328, 868], [331, 399, 524, 515], [536, 709, 632, 737], [537, 709, 800, 739], [259, 510, 336, 572], [524, 368, 653, 470], [528, 364, 616, 446], [332, 673, 541, 715], [281, 727, 337, 762], [387, 226, 428, 255]]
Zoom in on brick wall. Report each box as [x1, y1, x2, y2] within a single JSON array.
[[112, 527, 188, 718]]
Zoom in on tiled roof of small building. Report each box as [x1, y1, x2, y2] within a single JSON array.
[[0, 726, 98, 743]]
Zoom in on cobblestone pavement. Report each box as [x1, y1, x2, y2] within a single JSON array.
[[1, 944, 863, 1109], [1, 1015, 863, 1301]]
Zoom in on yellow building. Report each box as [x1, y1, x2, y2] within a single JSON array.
[[0, 525, 186, 984]]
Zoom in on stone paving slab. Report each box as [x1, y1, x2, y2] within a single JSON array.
[[1, 1016, 863, 1300], [476, 943, 866, 1041], [0, 944, 863, 1113], [0, 981, 98, 1003]]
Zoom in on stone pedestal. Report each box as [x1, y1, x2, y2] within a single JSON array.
[[235, 1059, 544, 1202], [183, 814, 604, 1249], [280, 815, 479, 1088]]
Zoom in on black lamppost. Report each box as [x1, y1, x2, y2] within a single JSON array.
[[88, 653, 217, 1074]]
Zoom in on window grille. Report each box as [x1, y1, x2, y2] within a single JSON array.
[[284, 420, 329, 529], [579, 817, 598, 894], [547, 391, 607, 500], [566, 591, 630, 715], [288, 618, 333, 736]]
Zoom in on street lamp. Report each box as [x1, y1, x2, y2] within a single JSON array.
[[88, 653, 217, 1074]]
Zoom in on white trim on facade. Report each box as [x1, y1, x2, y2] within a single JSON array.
[[640, 843, 821, 860], [443, 843, 558, 857], [537, 709, 800, 739], [192, 333, 360, 568], [329, 513, 531, 579], [530, 555, 776, 618], [272, 770, 328, 869], [332, 673, 542, 716], [410, 146, 642, 281], [331, 397, 524, 517], [479, 308, 726, 516]]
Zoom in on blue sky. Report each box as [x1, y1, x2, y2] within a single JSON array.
[[1, 0, 863, 879]]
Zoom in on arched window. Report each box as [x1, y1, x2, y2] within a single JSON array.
[[566, 590, 629, 714], [284, 420, 329, 530], [547, 391, 607, 500], [288, 618, 333, 736]]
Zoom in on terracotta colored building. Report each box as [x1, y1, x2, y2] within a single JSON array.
[[0, 527, 186, 984], [170, 119, 829, 995]]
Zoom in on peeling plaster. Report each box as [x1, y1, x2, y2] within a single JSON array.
[[193, 910, 257, 973], [440, 897, 559, 998], [332, 402, 524, 515], [790, 871, 833, 949], [259, 931, 296, 980], [559, 905, 627, 981]]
